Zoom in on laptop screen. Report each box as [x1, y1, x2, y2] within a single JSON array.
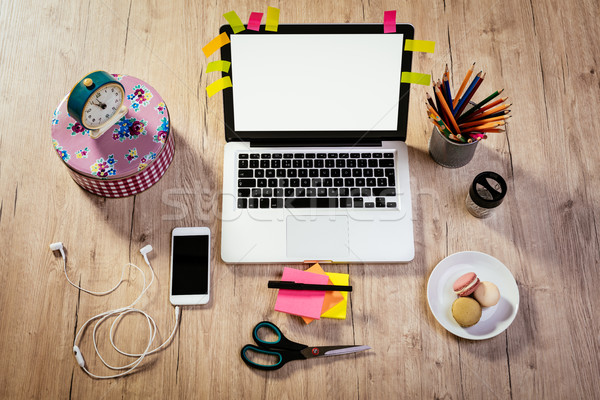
[[220, 24, 414, 143]]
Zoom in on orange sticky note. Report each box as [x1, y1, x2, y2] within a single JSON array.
[[301, 264, 345, 324], [202, 32, 230, 58]]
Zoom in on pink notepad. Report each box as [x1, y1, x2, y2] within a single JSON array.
[[274, 267, 329, 319]]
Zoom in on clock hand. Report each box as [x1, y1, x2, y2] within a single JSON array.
[[91, 100, 107, 109]]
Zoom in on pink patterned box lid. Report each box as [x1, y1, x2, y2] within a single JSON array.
[[51, 74, 170, 180]]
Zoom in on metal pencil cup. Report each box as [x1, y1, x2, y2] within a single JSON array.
[[428, 127, 479, 168]]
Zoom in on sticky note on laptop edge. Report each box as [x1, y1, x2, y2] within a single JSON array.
[[274, 267, 329, 319], [320, 272, 350, 320], [301, 264, 345, 324]]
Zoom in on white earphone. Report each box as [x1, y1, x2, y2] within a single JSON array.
[[50, 242, 180, 379]]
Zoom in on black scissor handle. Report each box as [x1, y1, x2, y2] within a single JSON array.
[[240, 344, 286, 371], [252, 321, 305, 351]]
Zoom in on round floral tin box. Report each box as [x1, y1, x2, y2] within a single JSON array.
[[51, 74, 174, 197]]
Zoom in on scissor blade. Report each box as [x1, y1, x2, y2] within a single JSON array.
[[323, 345, 371, 356]]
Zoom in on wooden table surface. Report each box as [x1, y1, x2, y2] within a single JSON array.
[[1, 0, 599, 398]]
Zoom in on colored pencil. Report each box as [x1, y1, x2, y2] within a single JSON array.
[[427, 107, 449, 132], [459, 115, 511, 128], [435, 83, 461, 135], [453, 62, 475, 108], [462, 96, 508, 121], [461, 121, 505, 132], [429, 118, 447, 137], [426, 93, 438, 114], [427, 104, 461, 141], [433, 83, 442, 116], [443, 65, 451, 100], [464, 127, 504, 133], [425, 63, 510, 144], [482, 110, 511, 119], [458, 89, 504, 120], [469, 103, 512, 120], [437, 120, 458, 140], [426, 103, 441, 119], [455, 134, 468, 143], [434, 81, 445, 118], [469, 128, 504, 133], [443, 73, 453, 113], [452, 71, 481, 116], [431, 113, 460, 140], [469, 133, 487, 141], [454, 72, 485, 117]]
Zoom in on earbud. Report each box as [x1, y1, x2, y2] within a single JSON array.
[[49, 242, 64, 251], [140, 245, 153, 256]]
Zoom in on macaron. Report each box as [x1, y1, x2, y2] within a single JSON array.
[[473, 281, 500, 307], [451, 297, 482, 327], [453, 272, 480, 297]]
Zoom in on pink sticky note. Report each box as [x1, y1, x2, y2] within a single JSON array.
[[384, 10, 396, 33], [274, 267, 329, 319], [247, 12, 263, 31]]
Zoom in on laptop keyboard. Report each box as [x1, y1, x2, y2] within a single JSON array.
[[236, 152, 398, 209]]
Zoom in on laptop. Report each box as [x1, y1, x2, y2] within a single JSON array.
[[219, 24, 415, 263]]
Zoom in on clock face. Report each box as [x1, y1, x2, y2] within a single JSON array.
[[83, 83, 125, 128]]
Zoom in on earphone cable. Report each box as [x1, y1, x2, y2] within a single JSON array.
[[54, 243, 180, 379]]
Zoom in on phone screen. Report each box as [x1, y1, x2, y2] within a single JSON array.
[[171, 235, 209, 295]]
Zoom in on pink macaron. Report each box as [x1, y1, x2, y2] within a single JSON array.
[[453, 272, 481, 297]]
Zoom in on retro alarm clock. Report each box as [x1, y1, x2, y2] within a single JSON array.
[[52, 72, 174, 197], [67, 71, 129, 139]]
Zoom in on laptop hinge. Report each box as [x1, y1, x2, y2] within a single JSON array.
[[249, 140, 383, 148], [303, 260, 333, 264]]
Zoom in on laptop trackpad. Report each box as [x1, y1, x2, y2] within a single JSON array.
[[286, 216, 349, 260]]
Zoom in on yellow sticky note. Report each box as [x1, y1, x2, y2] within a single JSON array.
[[405, 39, 435, 53], [401, 71, 431, 86], [206, 76, 232, 97], [223, 10, 246, 34], [265, 6, 280, 32], [320, 272, 350, 320], [206, 60, 231, 73], [202, 32, 231, 58]]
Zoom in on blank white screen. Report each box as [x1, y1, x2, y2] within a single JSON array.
[[230, 34, 404, 131]]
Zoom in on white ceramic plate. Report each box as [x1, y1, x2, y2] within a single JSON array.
[[427, 251, 519, 340]]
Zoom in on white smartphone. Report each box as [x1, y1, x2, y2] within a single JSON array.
[[170, 227, 211, 305]]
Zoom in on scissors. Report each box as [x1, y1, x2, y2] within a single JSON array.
[[240, 321, 371, 371]]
